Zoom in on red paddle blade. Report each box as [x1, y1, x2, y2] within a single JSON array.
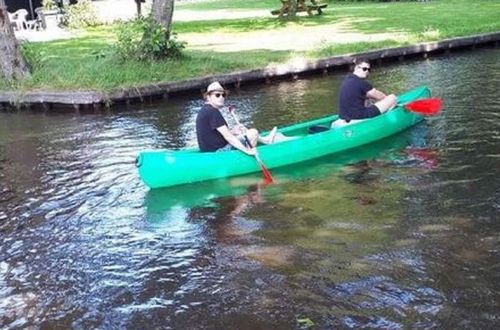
[[404, 98, 443, 115], [259, 162, 274, 183], [254, 153, 274, 183]]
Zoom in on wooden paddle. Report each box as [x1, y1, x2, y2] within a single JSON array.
[[401, 98, 443, 116], [228, 106, 274, 183]]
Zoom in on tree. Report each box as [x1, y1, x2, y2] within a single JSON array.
[[288, 0, 298, 19], [151, 0, 174, 35], [0, 0, 30, 80], [135, 0, 146, 17]]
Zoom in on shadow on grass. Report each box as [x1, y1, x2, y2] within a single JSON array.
[[173, 11, 338, 34], [174, 0, 500, 39]]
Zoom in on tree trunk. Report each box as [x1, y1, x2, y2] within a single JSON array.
[[0, 0, 30, 80], [135, 0, 142, 17], [288, 0, 298, 18], [151, 0, 174, 34]]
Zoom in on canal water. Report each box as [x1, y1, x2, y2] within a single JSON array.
[[1, 47, 499, 329]]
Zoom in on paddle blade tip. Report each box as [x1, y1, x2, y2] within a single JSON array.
[[405, 98, 443, 115], [260, 164, 274, 183]]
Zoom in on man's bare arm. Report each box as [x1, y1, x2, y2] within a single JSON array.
[[217, 125, 255, 155], [367, 88, 387, 101]]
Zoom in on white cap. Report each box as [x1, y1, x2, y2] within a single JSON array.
[[206, 81, 226, 93]]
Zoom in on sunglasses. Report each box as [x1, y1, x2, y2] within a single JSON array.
[[212, 92, 226, 98], [360, 67, 371, 72]]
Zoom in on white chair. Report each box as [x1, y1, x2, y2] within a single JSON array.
[[9, 9, 29, 30], [25, 19, 40, 30]]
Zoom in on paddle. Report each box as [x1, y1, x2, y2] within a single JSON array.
[[227, 106, 274, 183], [401, 98, 443, 116]]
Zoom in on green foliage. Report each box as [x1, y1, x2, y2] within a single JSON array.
[[63, 0, 100, 29], [115, 18, 186, 61], [42, 0, 58, 10]]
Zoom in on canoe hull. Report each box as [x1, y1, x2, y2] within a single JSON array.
[[137, 86, 430, 188]]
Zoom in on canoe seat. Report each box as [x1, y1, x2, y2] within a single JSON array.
[[308, 125, 330, 134]]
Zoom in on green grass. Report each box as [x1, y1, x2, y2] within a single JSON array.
[[1, 0, 499, 92], [176, 0, 274, 11], [310, 40, 405, 58], [0, 28, 289, 91]]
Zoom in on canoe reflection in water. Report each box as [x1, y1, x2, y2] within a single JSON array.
[[145, 178, 268, 246], [145, 177, 257, 214]]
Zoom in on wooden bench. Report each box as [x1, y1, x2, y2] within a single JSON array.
[[271, 0, 328, 17]]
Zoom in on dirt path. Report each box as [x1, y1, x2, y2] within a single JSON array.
[[180, 19, 405, 52]]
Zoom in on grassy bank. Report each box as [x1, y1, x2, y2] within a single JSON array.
[[1, 0, 499, 92]]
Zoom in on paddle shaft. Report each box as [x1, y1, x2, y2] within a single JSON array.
[[228, 108, 274, 182], [228, 109, 251, 147]]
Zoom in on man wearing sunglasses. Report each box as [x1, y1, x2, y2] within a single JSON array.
[[333, 58, 397, 127], [196, 81, 275, 155]]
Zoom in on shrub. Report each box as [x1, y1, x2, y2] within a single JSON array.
[[42, 0, 58, 11], [114, 18, 186, 61], [63, 0, 100, 29]]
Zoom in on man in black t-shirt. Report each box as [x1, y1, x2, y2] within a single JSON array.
[[333, 59, 397, 127], [196, 102, 232, 152], [196, 82, 265, 155]]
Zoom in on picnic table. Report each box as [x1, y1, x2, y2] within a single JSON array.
[[271, 0, 328, 17]]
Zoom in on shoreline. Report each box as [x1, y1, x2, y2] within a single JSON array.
[[1, 31, 499, 111]]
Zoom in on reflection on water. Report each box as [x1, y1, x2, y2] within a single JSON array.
[[1, 48, 500, 328]]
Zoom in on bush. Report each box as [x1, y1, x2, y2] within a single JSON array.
[[42, 0, 58, 11], [63, 0, 100, 29], [114, 18, 186, 61]]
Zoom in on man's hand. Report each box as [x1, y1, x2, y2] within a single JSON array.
[[236, 124, 247, 135], [230, 124, 247, 135]]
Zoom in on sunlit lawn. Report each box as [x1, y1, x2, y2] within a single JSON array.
[[175, 0, 499, 38], [1, 0, 499, 91]]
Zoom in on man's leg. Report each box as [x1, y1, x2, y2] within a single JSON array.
[[249, 127, 295, 145], [271, 132, 296, 143], [258, 127, 277, 144], [374, 94, 397, 113]]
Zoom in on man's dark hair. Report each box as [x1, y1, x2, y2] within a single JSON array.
[[351, 58, 370, 71], [353, 58, 370, 66]]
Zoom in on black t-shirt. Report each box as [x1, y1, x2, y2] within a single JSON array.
[[196, 104, 228, 152], [338, 74, 380, 120]]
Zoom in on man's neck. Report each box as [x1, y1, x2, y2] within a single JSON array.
[[207, 101, 221, 109], [353, 71, 363, 79]]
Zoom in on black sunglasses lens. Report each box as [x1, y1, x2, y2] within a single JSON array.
[[363, 67, 371, 72], [214, 93, 226, 98]]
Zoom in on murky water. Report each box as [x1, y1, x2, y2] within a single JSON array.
[[1, 47, 499, 329]]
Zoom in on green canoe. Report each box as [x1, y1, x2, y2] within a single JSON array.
[[137, 86, 430, 188]]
